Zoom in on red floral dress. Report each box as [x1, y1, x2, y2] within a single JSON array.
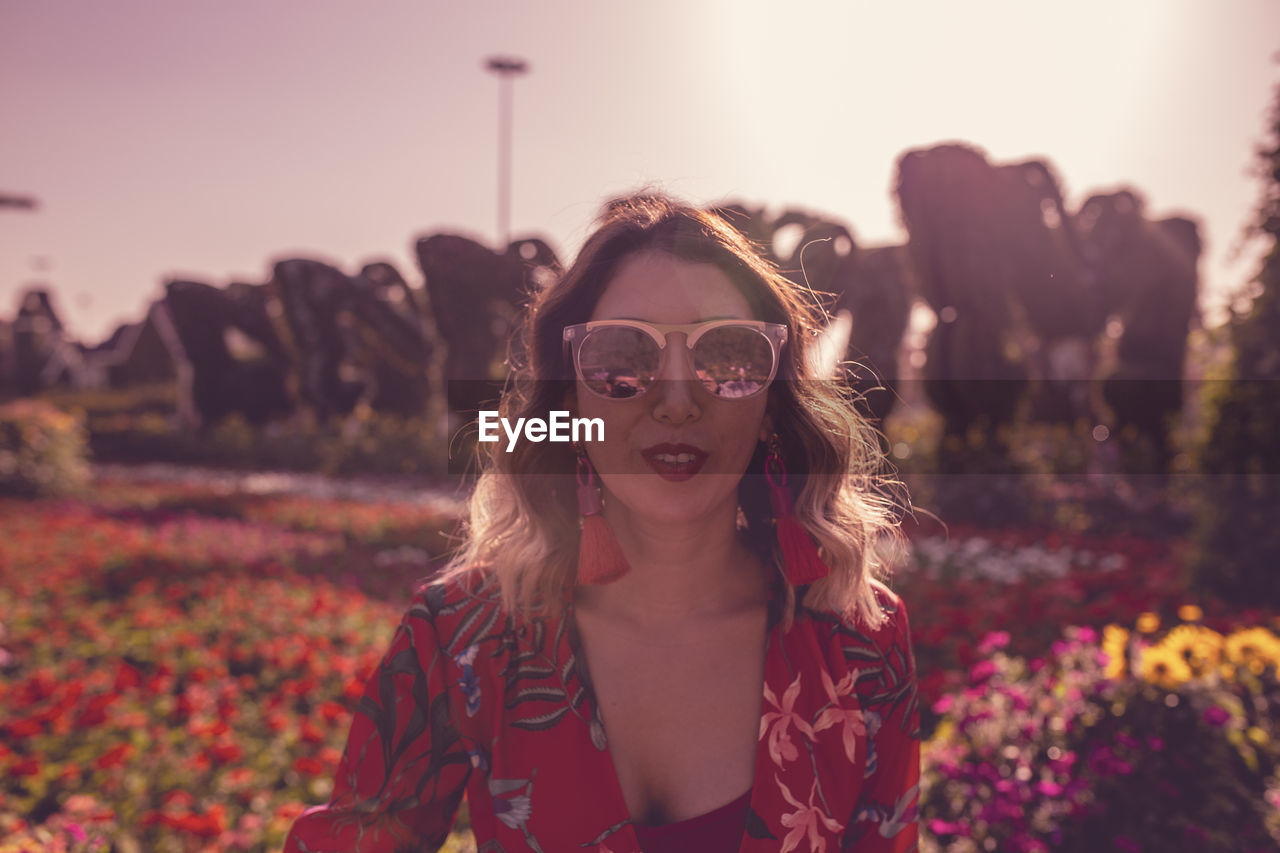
[[284, 573, 920, 852]]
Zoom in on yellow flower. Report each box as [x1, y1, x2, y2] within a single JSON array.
[[1161, 625, 1223, 675], [1136, 612, 1160, 634], [1177, 604, 1203, 622], [1225, 628, 1280, 670], [1102, 625, 1129, 679], [1139, 645, 1192, 689]]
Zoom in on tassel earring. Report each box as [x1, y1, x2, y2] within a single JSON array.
[[575, 449, 630, 585], [765, 436, 829, 586]]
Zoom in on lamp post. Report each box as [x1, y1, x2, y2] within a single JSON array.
[[485, 56, 528, 248]]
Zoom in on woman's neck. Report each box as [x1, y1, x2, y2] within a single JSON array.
[[575, 498, 770, 629]]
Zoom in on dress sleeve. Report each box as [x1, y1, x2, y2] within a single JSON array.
[[852, 595, 921, 851], [284, 596, 473, 852]]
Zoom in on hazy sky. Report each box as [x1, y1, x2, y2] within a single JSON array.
[[3, 0, 1278, 342]]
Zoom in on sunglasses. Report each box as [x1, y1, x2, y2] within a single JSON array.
[[563, 319, 788, 400]]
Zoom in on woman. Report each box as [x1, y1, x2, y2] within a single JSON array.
[[285, 194, 919, 852]]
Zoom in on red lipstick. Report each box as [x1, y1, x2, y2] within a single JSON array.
[[640, 443, 709, 482]]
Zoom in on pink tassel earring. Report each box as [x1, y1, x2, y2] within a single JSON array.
[[765, 437, 829, 585], [575, 450, 630, 585]]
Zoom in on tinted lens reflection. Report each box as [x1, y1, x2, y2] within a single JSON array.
[[692, 327, 774, 398], [577, 326, 660, 399]]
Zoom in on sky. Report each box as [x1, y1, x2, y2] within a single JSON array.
[[2, 0, 1278, 343]]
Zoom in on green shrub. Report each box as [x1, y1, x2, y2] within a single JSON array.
[[1189, 83, 1280, 607], [0, 399, 90, 497]]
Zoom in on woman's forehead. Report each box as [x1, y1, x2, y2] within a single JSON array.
[[590, 251, 756, 323]]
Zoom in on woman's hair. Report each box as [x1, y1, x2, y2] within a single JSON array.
[[438, 192, 910, 631]]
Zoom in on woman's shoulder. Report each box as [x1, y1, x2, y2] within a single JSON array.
[[796, 579, 917, 721], [801, 578, 909, 641], [404, 569, 509, 652], [794, 578, 914, 688], [406, 569, 563, 658]]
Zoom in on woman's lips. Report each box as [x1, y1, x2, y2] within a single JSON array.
[[640, 443, 709, 482]]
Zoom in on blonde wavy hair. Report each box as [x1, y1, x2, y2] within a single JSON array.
[[438, 193, 910, 631]]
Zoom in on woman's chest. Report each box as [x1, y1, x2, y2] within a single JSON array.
[[581, 625, 767, 826]]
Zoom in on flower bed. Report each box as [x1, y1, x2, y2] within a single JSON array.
[[0, 482, 468, 852], [920, 616, 1280, 851], [894, 523, 1278, 736], [4, 478, 1277, 850]]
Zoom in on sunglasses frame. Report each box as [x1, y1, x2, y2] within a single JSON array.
[[562, 319, 789, 400]]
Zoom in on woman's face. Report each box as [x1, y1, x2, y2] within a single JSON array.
[[570, 250, 771, 527]]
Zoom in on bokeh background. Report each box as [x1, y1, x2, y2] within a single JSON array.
[[3, 1, 1280, 850]]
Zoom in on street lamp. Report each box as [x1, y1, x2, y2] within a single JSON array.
[[484, 56, 528, 247]]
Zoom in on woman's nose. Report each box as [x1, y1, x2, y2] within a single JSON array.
[[649, 334, 702, 424]]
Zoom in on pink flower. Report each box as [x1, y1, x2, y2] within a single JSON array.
[[977, 630, 1010, 654], [929, 818, 968, 836], [1203, 706, 1229, 727], [968, 660, 997, 684], [776, 775, 843, 853], [1113, 836, 1141, 852], [812, 670, 865, 765], [761, 675, 815, 767]]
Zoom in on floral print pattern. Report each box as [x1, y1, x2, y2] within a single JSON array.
[[284, 572, 920, 851]]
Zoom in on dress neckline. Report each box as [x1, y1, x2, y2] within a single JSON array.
[[633, 787, 753, 834], [563, 593, 776, 853]]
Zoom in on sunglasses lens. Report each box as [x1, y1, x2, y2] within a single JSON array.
[[577, 326, 660, 398], [692, 326, 775, 398]]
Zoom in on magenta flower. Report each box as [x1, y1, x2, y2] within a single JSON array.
[[977, 630, 1010, 654], [1203, 706, 1230, 726]]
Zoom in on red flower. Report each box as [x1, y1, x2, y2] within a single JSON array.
[[162, 790, 195, 809], [300, 720, 326, 744], [113, 661, 142, 691], [75, 693, 116, 728], [207, 740, 242, 765], [5, 717, 43, 738], [171, 805, 227, 838], [10, 756, 40, 777], [294, 755, 326, 776], [94, 743, 133, 770]]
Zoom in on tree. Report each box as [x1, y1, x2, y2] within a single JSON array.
[[1191, 81, 1280, 605]]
